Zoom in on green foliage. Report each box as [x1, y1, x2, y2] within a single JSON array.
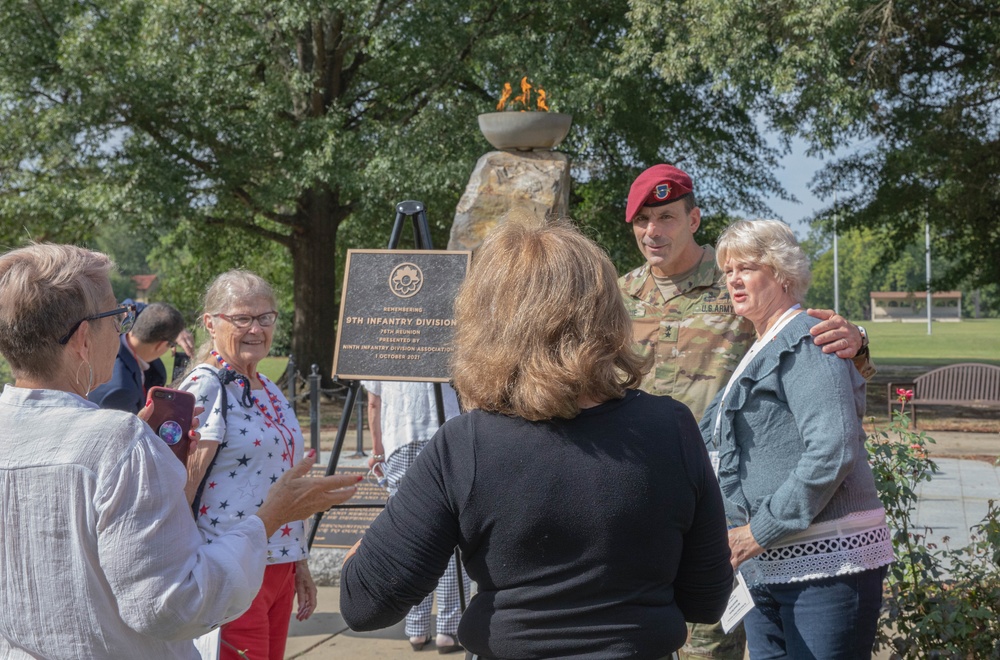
[[0, 0, 790, 379], [804, 227, 886, 320], [963, 284, 1000, 320], [629, 0, 1000, 289], [867, 406, 1000, 657], [803, 221, 1000, 322], [93, 217, 160, 302], [0, 356, 11, 386], [146, 221, 295, 354]]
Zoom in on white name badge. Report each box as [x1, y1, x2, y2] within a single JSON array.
[[709, 450, 720, 478], [721, 571, 755, 634]]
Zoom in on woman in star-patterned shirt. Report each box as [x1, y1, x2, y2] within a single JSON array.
[[181, 269, 311, 660]]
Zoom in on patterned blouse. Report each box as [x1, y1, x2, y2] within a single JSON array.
[[179, 363, 307, 564]]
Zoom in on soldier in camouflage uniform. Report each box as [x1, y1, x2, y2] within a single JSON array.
[[619, 164, 869, 659], [620, 248, 753, 422]]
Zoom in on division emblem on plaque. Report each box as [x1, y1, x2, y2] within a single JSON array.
[[389, 262, 423, 298]]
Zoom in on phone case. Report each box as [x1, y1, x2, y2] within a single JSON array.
[[146, 387, 196, 465]]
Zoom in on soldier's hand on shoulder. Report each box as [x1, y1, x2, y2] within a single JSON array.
[[806, 308, 862, 358]]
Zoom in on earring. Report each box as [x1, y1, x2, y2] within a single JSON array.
[[76, 360, 94, 397]]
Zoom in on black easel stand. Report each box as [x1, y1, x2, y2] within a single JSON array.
[[307, 200, 464, 608], [307, 202, 456, 594]]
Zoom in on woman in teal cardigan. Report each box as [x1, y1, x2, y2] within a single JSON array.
[[701, 219, 893, 659]]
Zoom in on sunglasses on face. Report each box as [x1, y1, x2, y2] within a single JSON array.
[[58, 304, 137, 345]]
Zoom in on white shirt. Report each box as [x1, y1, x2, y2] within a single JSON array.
[[0, 385, 267, 659], [361, 381, 460, 458]]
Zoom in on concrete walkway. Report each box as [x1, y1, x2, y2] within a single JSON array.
[[284, 587, 433, 659], [282, 434, 999, 659], [915, 457, 1000, 550]]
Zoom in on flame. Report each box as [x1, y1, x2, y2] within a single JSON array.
[[537, 88, 549, 112], [495, 76, 549, 112], [496, 82, 512, 111], [513, 76, 532, 110]]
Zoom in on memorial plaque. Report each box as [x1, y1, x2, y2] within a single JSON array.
[[306, 466, 388, 548], [332, 250, 471, 382]]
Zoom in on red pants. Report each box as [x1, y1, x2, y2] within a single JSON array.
[[221, 562, 295, 660]]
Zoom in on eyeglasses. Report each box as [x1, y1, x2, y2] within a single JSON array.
[[58, 304, 137, 345], [215, 311, 278, 328]]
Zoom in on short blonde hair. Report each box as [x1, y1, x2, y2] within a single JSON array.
[[715, 219, 811, 303], [0, 243, 113, 379], [195, 269, 277, 364], [451, 213, 650, 421]]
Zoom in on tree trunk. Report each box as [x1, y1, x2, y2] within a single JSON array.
[[290, 187, 346, 387]]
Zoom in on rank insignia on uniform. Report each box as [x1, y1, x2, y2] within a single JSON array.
[[654, 183, 671, 200]]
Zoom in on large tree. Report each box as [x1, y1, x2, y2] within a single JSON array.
[[627, 0, 1000, 288], [1, 0, 786, 379], [804, 226, 1000, 320]]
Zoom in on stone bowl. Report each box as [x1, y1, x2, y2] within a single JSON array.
[[477, 112, 572, 151]]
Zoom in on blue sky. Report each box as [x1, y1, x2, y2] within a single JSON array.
[[766, 133, 873, 240], [768, 137, 831, 238]]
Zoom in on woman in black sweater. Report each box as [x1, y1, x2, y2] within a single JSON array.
[[341, 214, 733, 659]]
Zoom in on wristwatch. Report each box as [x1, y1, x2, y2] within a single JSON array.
[[856, 325, 870, 356]]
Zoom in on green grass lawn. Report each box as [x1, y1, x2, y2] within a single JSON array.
[[256, 357, 291, 381], [162, 354, 290, 383], [865, 318, 1000, 366]]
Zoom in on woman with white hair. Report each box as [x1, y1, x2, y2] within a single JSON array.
[[702, 219, 894, 659], [180, 269, 324, 660]]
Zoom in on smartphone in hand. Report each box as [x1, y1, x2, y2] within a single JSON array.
[[146, 387, 196, 465]]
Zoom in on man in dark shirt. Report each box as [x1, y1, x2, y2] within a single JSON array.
[[90, 302, 186, 412]]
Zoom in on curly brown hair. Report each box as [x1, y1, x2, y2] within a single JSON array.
[[451, 212, 650, 421]]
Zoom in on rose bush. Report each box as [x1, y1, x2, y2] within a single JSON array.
[[867, 390, 1000, 658]]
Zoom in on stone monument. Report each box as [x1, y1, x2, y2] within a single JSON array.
[[448, 111, 572, 252]]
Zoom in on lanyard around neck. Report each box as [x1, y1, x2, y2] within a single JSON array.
[[712, 303, 802, 445]]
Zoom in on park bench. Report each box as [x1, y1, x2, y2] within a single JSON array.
[[887, 362, 1000, 425]]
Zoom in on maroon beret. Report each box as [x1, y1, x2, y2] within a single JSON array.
[[625, 164, 694, 223]]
